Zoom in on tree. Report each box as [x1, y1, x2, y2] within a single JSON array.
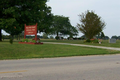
[[118, 36, 120, 40], [77, 10, 106, 39], [100, 32, 105, 39], [104, 36, 109, 40], [0, 0, 52, 41], [43, 32, 48, 39], [51, 15, 78, 38], [0, 29, 2, 41], [111, 35, 118, 39]]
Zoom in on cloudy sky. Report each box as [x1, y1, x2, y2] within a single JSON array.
[[47, 0, 120, 38]]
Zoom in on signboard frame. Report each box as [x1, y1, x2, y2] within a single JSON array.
[[24, 23, 37, 41]]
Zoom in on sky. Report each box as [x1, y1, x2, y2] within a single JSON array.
[[46, 0, 120, 38], [2, 0, 120, 38]]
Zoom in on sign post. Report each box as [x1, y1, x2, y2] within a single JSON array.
[[24, 23, 37, 42]]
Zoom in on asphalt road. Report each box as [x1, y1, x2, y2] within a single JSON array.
[[0, 55, 120, 80]]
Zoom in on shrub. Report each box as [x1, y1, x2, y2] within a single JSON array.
[[9, 38, 13, 44], [61, 37, 64, 40], [85, 39, 99, 43], [86, 39, 91, 42], [22, 38, 28, 42], [32, 40, 36, 43], [67, 37, 70, 40], [55, 36, 59, 40], [93, 39, 99, 43]]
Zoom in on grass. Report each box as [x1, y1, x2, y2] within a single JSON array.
[[0, 41, 120, 60], [41, 39, 120, 48]]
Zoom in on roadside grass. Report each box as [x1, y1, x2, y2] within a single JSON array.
[[0, 41, 120, 60], [3, 38, 120, 48], [41, 39, 120, 48]]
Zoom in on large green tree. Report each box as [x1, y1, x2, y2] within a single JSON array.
[[0, 0, 52, 41], [51, 15, 78, 37], [77, 10, 106, 39]]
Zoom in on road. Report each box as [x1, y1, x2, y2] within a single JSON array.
[[0, 55, 120, 80]]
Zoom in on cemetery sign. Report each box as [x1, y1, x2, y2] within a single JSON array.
[[24, 23, 37, 41]]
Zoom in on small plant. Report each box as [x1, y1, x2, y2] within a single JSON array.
[[9, 38, 13, 44], [91, 39, 99, 43], [93, 39, 99, 43], [22, 38, 28, 42], [86, 39, 91, 43], [98, 39, 102, 44], [32, 40, 36, 43]]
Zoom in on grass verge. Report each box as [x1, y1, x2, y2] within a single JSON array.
[[0, 42, 120, 60], [41, 39, 120, 48]]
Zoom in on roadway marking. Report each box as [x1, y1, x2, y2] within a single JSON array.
[[0, 70, 27, 74]]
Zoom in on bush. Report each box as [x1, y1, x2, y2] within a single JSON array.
[[93, 39, 99, 43], [55, 36, 59, 40], [61, 37, 64, 40], [67, 37, 70, 40], [86, 39, 91, 42], [9, 38, 13, 44], [85, 39, 99, 43], [22, 38, 28, 42], [32, 40, 36, 43]]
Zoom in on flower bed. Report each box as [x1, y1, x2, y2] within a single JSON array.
[[19, 38, 43, 45], [19, 42, 43, 45]]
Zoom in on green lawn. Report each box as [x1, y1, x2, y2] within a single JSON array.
[[41, 39, 120, 48], [0, 41, 120, 60]]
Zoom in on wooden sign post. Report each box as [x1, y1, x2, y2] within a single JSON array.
[[24, 23, 37, 42]]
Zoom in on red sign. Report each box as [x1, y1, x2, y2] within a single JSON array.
[[24, 23, 37, 41], [25, 25, 37, 35]]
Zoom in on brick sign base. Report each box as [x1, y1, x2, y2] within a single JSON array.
[[19, 42, 43, 45]]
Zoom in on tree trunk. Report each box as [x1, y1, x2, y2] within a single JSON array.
[[17, 35, 18, 40], [56, 32, 59, 40], [57, 32, 59, 37], [0, 29, 2, 41], [18, 34, 20, 40], [10, 35, 14, 40], [16, 35, 20, 40]]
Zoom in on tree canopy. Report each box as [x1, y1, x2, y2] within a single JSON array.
[[50, 15, 78, 38], [0, 0, 52, 41], [77, 10, 106, 39], [111, 35, 118, 39]]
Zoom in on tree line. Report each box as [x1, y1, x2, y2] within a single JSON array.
[[0, 1, 106, 41], [0, 0, 78, 41]]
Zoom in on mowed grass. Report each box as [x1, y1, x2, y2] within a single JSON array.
[[0, 41, 120, 60], [41, 39, 120, 48]]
